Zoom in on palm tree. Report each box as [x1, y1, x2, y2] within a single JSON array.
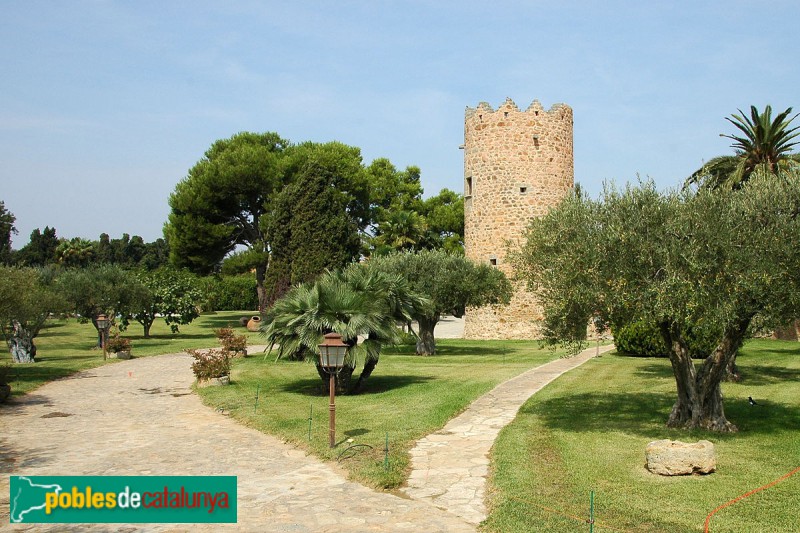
[[685, 105, 800, 381], [686, 105, 800, 190], [262, 266, 427, 393], [372, 210, 427, 252]]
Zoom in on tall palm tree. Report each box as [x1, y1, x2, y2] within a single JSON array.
[[686, 105, 800, 190], [262, 267, 427, 393]]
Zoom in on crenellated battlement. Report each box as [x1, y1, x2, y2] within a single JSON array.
[[465, 97, 571, 120], [463, 96, 574, 340]]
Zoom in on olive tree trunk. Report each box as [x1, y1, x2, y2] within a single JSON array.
[[725, 356, 741, 382], [660, 318, 750, 432], [416, 315, 440, 356], [8, 321, 36, 363]]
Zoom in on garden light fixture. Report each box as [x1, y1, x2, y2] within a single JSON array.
[[318, 332, 348, 448], [96, 313, 110, 360]]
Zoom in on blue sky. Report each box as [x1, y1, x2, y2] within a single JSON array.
[[2, 1, 798, 245]]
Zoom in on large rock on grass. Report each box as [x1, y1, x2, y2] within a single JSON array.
[[645, 439, 716, 475]]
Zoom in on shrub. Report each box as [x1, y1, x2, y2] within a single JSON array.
[[394, 327, 417, 346], [614, 320, 718, 359], [218, 275, 258, 310], [197, 275, 258, 312], [214, 327, 247, 354], [614, 320, 668, 357], [188, 348, 231, 379], [105, 334, 132, 353]]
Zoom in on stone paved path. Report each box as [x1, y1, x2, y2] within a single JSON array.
[[402, 343, 616, 524], [0, 351, 473, 533], [0, 329, 611, 532]]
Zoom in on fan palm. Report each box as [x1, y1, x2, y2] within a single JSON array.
[[263, 267, 428, 393], [686, 105, 800, 190], [372, 210, 427, 252]]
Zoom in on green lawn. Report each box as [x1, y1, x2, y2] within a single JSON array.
[[8, 317, 799, 531], [1, 311, 264, 397], [483, 339, 800, 533], [195, 340, 564, 489]]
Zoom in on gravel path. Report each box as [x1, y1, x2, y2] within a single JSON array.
[[0, 352, 473, 533], [0, 317, 609, 532]]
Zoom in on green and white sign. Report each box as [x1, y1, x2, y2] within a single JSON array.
[[9, 476, 237, 524]]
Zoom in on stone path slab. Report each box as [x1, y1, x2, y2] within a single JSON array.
[[0, 352, 473, 533], [402, 343, 616, 524]]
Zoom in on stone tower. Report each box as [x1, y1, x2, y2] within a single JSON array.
[[463, 98, 574, 339]]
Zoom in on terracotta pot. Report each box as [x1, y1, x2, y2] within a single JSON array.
[[246, 316, 262, 332]]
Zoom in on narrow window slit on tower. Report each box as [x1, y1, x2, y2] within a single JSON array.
[[519, 186, 527, 193], [466, 176, 473, 196], [489, 256, 498, 267]]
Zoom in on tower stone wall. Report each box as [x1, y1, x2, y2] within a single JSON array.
[[463, 98, 574, 339]]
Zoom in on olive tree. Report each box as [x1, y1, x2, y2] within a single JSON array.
[[367, 250, 512, 355], [510, 174, 800, 432], [56, 264, 137, 347], [0, 267, 63, 362]]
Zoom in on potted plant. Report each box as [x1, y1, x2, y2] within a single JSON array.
[[0, 364, 12, 403], [188, 348, 231, 386], [106, 334, 132, 359]]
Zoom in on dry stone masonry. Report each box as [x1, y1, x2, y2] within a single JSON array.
[[463, 98, 574, 339]]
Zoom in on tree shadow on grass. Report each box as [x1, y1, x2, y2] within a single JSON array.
[[524, 391, 800, 438], [433, 344, 507, 356], [36, 330, 72, 338], [357, 374, 435, 395], [125, 333, 212, 342], [734, 364, 800, 386], [199, 315, 255, 329], [632, 359, 800, 386], [632, 361, 674, 380], [383, 343, 526, 357], [277, 375, 434, 396]]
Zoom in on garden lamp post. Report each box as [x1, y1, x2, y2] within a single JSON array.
[[318, 332, 348, 448], [96, 313, 109, 360]]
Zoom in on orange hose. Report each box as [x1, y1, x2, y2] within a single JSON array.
[[704, 466, 800, 532]]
